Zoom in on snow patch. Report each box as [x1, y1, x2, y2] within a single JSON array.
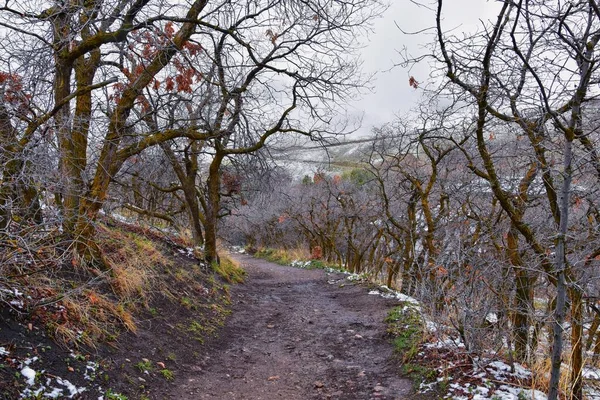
[[56, 377, 86, 398], [584, 367, 600, 380], [21, 366, 36, 386], [368, 285, 420, 305], [493, 385, 546, 400]]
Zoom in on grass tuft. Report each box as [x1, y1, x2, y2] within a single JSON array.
[[385, 303, 426, 362], [212, 253, 246, 284]]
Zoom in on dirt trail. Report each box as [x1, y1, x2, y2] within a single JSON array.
[[171, 255, 412, 400]]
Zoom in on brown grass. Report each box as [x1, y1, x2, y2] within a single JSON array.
[[42, 225, 174, 347]]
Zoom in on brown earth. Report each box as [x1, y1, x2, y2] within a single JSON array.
[[0, 250, 414, 399], [171, 254, 412, 400]]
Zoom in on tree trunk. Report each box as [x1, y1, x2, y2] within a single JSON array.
[[507, 225, 533, 362], [548, 134, 573, 400], [204, 152, 224, 264], [570, 288, 584, 400]]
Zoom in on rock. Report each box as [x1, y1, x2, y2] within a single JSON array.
[[373, 385, 384, 392], [354, 334, 363, 339], [268, 375, 280, 381], [314, 381, 324, 388], [267, 324, 275, 329]]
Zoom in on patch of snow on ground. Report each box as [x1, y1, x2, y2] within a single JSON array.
[[56, 377, 86, 398], [443, 374, 544, 400], [486, 361, 531, 379], [424, 337, 465, 349], [10, 299, 24, 308], [585, 385, 600, 399], [110, 213, 132, 224], [367, 285, 420, 305], [425, 320, 438, 332], [345, 273, 370, 282], [84, 361, 99, 381], [44, 386, 64, 398], [485, 313, 498, 324], [231, 246, 246, 254], [290, 260, 312, 269], [176, 247, 197, 257], [493, 385, 546, 400], [23, 356, 38, 365], [584, 367, 600, 380], [21, 366, 36, 386]]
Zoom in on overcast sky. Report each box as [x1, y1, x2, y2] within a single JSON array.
[[349, 0, 502, 137]]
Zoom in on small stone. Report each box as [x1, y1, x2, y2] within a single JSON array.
[[374, 385, 384, 392], [138, 377, 146, 382], [267, 324, 275, 329], [268, 375, 280, 381], [354, 334, 363, 339], [314, 381, 324, 388]]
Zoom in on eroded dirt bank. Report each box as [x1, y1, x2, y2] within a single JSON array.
[[171, 255, 412, 400]]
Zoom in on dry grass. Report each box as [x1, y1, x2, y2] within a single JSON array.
[[47, 290, 137, 348], [99, 226, 170, 302], [39, 225, 173, 347], [529, 356, 575, 398], [254, 246, 310, 265], [4, 223, 238, 350]]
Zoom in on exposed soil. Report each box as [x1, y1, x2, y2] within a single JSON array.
[[0, 250, 414, 399], [171, 254, 412, 400]]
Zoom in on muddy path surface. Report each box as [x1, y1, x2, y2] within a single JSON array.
[[171, 255, 412, 400]]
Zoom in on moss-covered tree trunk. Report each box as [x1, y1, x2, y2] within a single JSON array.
[[203, 151, 224, 264]]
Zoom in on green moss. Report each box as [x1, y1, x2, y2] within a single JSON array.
[[134, 359, 153, 373], [160, 369, 174, 381], [385, 304, 425, 361], [212, 257, 246, 283]]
